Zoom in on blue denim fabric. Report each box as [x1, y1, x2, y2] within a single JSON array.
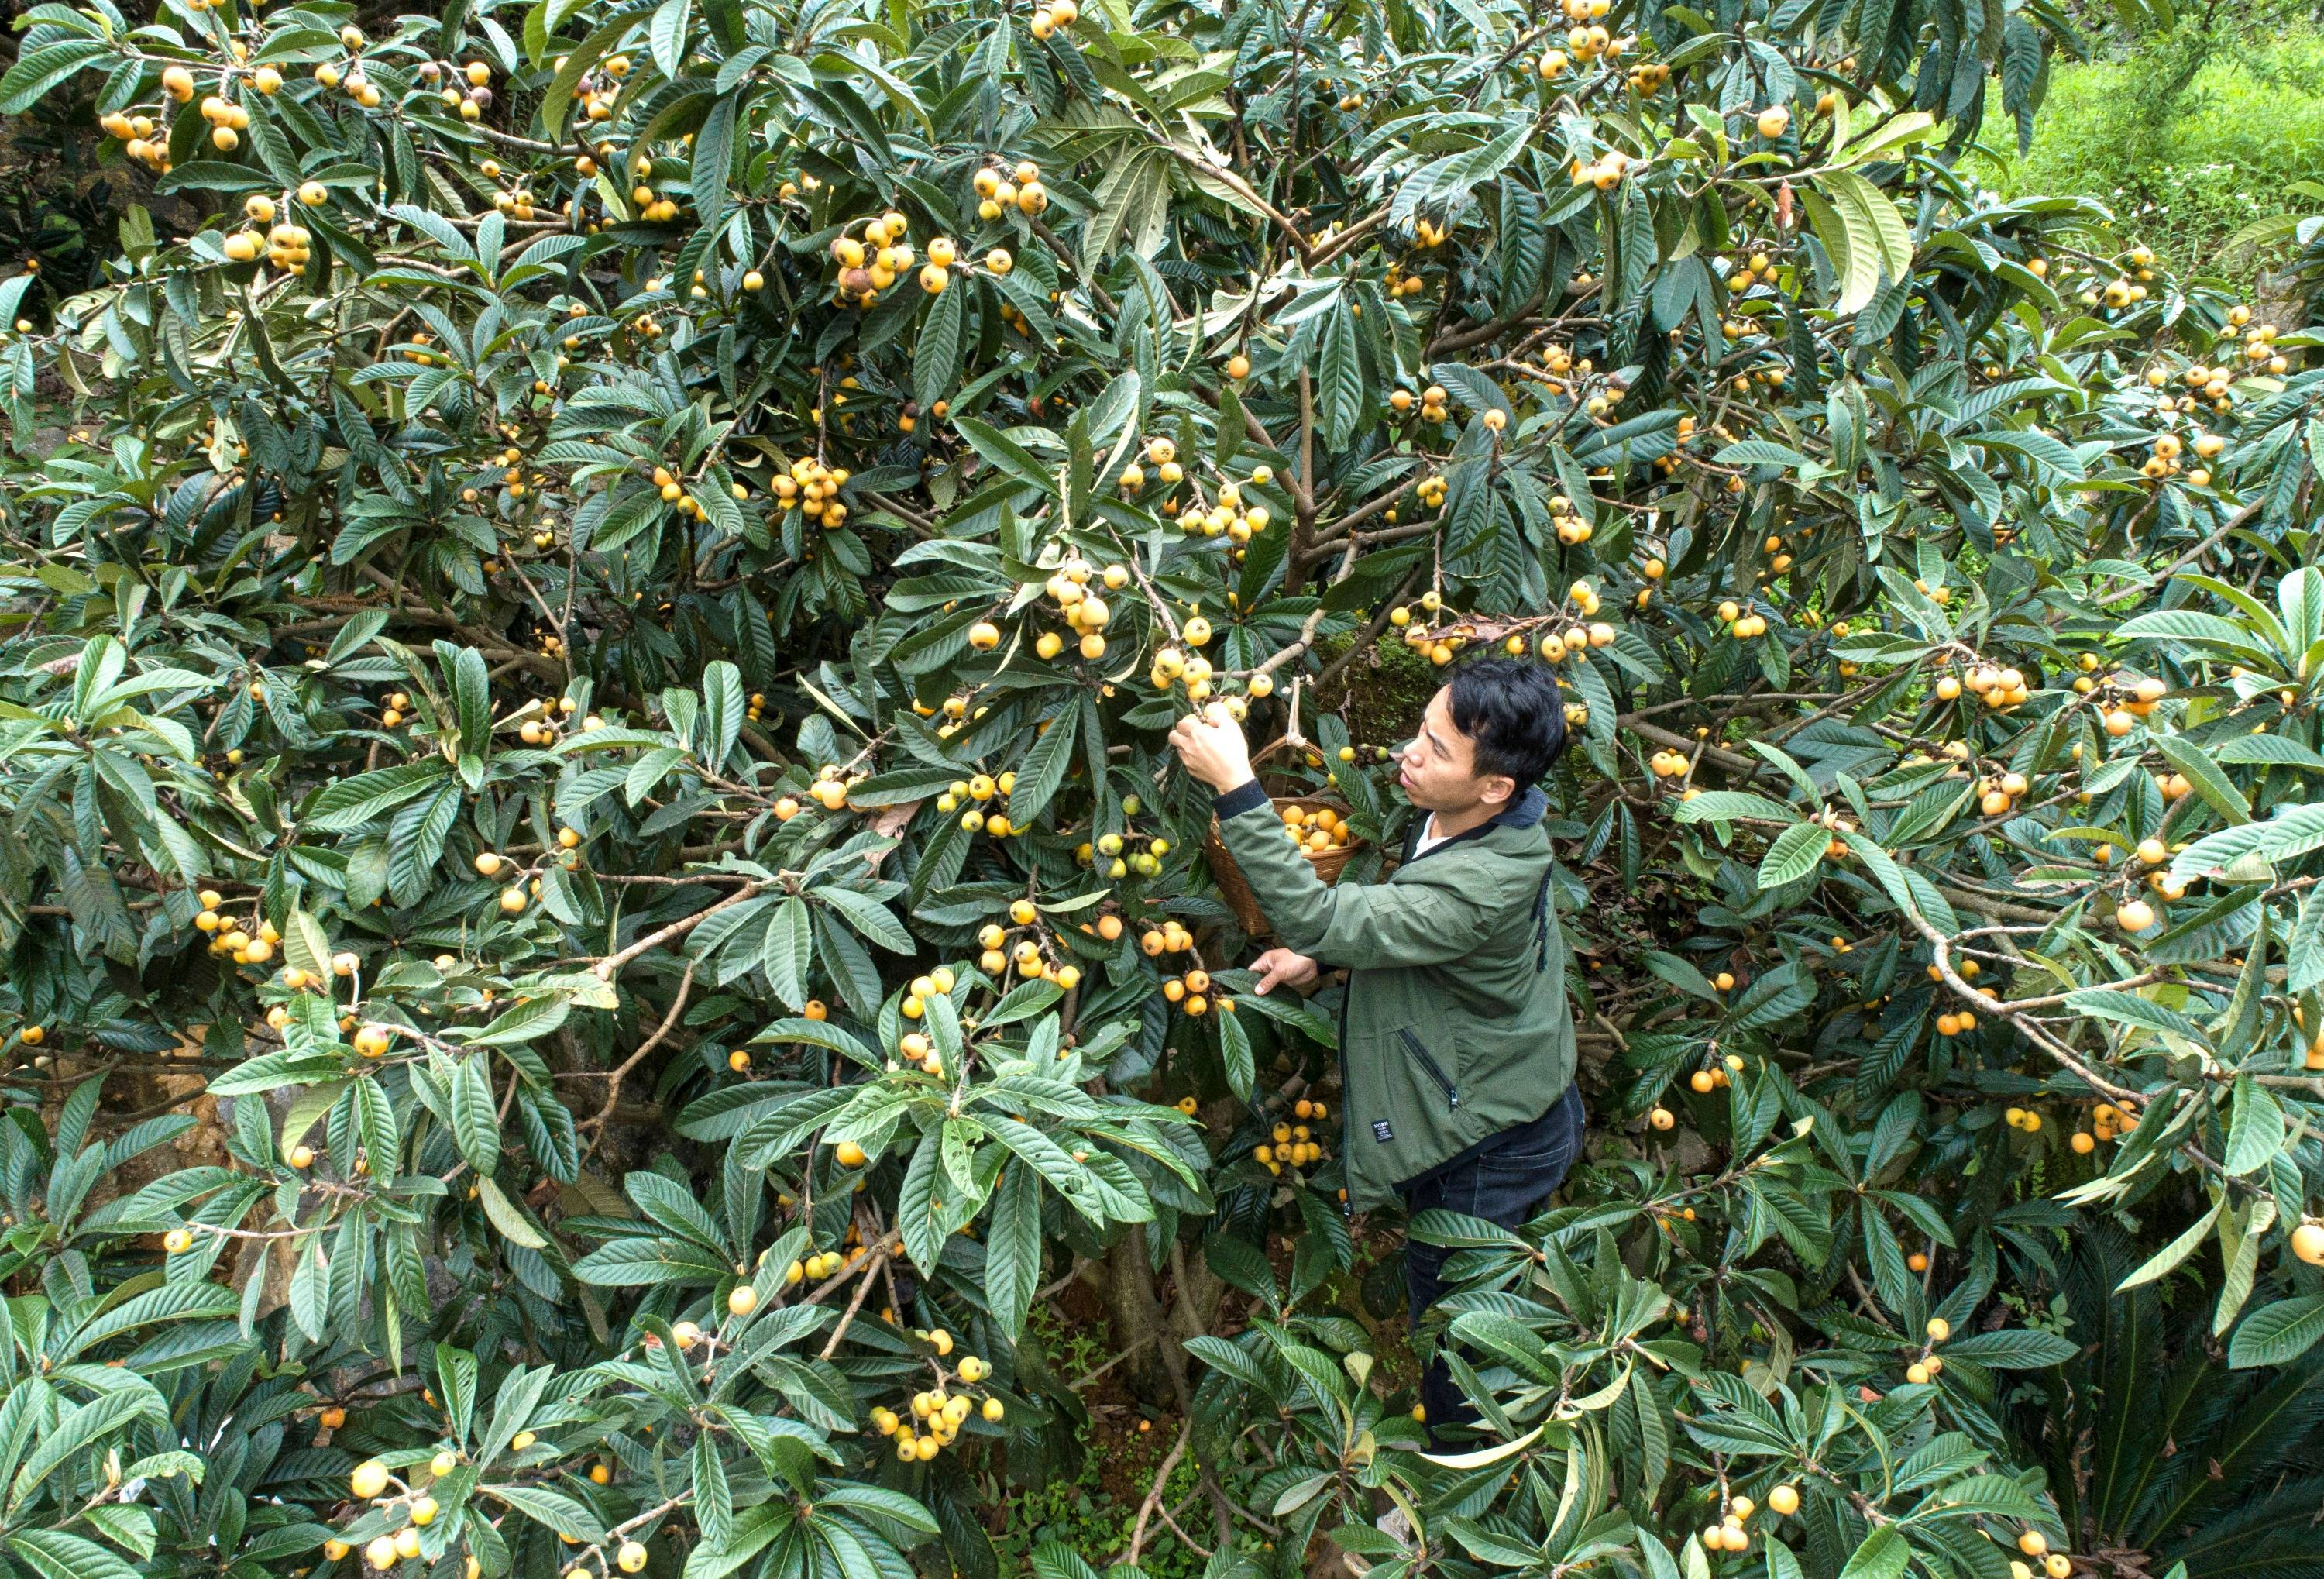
[[1400, 1082, 1584, 1444]]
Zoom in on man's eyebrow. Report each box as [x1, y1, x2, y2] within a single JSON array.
[[1421, 721, 1446, 752]]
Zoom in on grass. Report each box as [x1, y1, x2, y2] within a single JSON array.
[[1973, 26, 2324, 286]]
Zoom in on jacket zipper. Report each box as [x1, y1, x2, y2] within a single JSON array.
[[1336, 995, 1353, 1216], [1399, 1030, 1460, 1109]]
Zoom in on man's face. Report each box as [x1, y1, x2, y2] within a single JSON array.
[[1396, 687, 1513, 814]]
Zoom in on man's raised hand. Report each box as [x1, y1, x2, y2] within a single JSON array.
[[1168, 703, 1254, 791], [1250, 948, 1318, 996]]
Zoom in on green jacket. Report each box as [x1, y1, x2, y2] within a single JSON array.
[[1212, 781, 1576, 1212]]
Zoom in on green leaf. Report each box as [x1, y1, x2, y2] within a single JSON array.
[[1756, 821, 1828, 888], [701, 660, 744, 767], [951, 418, 1055, 494], [985, 1161, 1043, 1339], [1934, 1328, 2078, 1368], [1671, 792, 1794, 824], [2117, 1197, 2223, 1291], [488, 1482, 607, 1543], [9, 1391, 153, 1511], [302, 761, 452, 831], [1219, 1007, 1254, 1100], [761, 899, 813, 1010], [452, 1056, 500, 1177], [467, 994, 572, 1048], [897, 1130, 945, 1275], [1836, 1527, 1910, 1579], [0, 40, 110, 115], [476, 1176, 548, 1250], [8, 1529, 142, 1579], [450, 645, 492, 759], [2155, 736, 2251, 826], [2223, 1075, 2284, 1175], [1005, 700, 1080, 827], [1316, 300, 1361, 449], [2227, 1295, 2324, 1369], [914, 280, 966, 413], [572, 1236, 734, 1285]]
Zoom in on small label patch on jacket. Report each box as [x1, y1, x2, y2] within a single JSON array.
[[1372, 1120, 1394, 1143]]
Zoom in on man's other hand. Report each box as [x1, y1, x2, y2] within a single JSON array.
[[1168, 703, 1254, 791], [1250, 948, 1318, 996]]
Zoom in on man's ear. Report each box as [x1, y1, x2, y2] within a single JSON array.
[[1478, 773, 1518, 808]]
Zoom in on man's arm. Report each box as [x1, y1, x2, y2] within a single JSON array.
[[1171, 704, 1504, 968], [1214, 795, 1501, 969]]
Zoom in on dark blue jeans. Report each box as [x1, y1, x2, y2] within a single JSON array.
[[1400, 1082, 1585, 1446]]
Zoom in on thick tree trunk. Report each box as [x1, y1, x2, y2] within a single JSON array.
[[1099, 1223, 1180, 1405]]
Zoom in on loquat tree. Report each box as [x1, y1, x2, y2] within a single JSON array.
[[1, 0, 2322, 1576]]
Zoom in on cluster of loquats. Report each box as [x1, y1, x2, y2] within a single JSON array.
[[971, 160, 1048, 224], [1159, 965, 1226, 1018], [1148, 626, 1230, 707], [1934, 662, 2033, 713], [514, 697, 581, 743], [1136, 917, 1199, 965], [930, 769, 1035, 840], [1568, 146, 1633, 191], [1714, 599, 1769, 641], [1387, 384, 1452, 425], [472, 849, 544, 917], [2097, 673, 2170, 739], [1684, 1053, 1745, 1096], [196, 891, 280, 965], [869, 1333, 1006, 1462], [262, 948, 362, 1028], [975, 903, 1082, 985], [641, 458, 713, 523], [1181, 470, 1276, 546], [1901, 1315, 1952, 1385], [1026, 0, 1078, 36], [1073, 806, 1171, 879], [1382, 255, 1433, 300], [1549, 492, 1595, 545], [779, 1233, 866, 1285], [771, 764, 865, 822], [758, 454, 847, 530], [1033, 556, 1128, 660], [2006, 1529, 2076, 1579], [97, 104, 167, 171], [215, 191, 318, 270], [328, 1453, 483, 1577], [1698, 1484, 1800, 1555], [1538, 0, 1623, 79], [569, 49, 629, 126], [1647, 748, 1696, 784], [828, 209, 925, 309], [1253, 1098, 1329, 1174], [624, 157, 690, 226], [2155, 325, 2269, 415], [1528, 617, 1618, 669]]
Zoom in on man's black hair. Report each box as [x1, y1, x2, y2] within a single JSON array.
[[1445, 655, 1570, 790]]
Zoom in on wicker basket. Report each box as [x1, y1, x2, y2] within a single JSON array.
[[1206, 793, 1365, 937]]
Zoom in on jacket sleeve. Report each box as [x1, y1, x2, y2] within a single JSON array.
[[1213, 792, 1504, 969]]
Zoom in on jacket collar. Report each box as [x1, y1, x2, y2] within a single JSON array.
[[1403, 785, 1549, 862]]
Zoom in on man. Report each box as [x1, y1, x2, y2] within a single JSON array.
[[1168, 655, 1582, 1443]]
